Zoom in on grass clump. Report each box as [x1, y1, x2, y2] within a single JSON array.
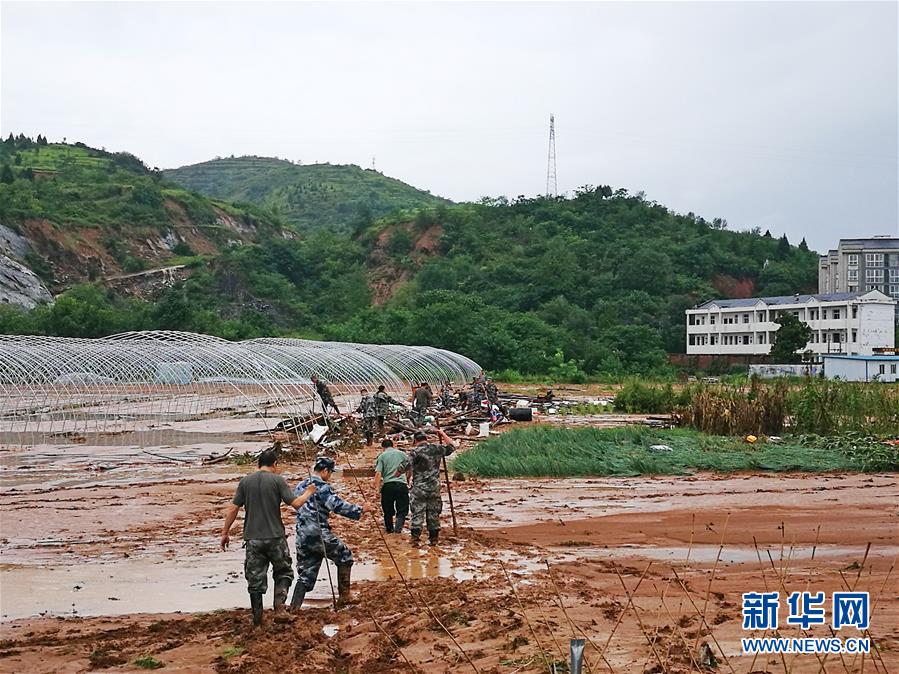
[[451, 426, 894, 478], [221, 645, 245, 658], [134, 655, 164, 669]]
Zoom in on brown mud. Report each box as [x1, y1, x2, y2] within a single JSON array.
[[1, 437, 897, 673]]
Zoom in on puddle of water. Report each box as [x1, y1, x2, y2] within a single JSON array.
[[0, 544, 534, 620], [548, 544, 899, 565]]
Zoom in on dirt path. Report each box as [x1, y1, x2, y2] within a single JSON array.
[[1, 447, 897, 673]]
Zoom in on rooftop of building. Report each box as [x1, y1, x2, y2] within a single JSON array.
[[822, 354, 899, 361], [693, 290, 895, 310], [820, 236, 899, 257]]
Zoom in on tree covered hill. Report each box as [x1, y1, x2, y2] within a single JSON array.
[[164, 156, 450, 232], [0, 137, 818, 376], [0, 135, 290, 290]]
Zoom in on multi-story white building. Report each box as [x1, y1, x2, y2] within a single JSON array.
[[819, 236, 899, 300], [685, 290, 896, 357]]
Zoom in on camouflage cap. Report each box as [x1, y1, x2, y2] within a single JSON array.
[[313, 456, 336, 472]]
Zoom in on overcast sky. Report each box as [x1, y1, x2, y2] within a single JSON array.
[[2, 1, 897, 252]]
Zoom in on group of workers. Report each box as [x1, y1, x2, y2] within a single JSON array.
[[221, 375, 459, 626]]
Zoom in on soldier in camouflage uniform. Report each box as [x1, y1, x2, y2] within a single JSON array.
[[485, 379, 499, 405], [290, 456, 364, 610], [412, 382, 433, 426], [356, 388, 378, 445], [437, 382, 454, 410], [220, 449, 317, 626], [374, 385, 402, 431], [399, 429, 455, 546], [311, 375, 340, 415]]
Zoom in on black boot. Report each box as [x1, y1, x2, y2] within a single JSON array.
[[365, 431, 373, 446], [428, 529, 439, 546], [393, 516, 406, 534], [336, 564, 357, 607], [410, 528, 422, 545], [250, 592, 263, 626], [384, 515, 394, 534], [289, 584, 306, 612]]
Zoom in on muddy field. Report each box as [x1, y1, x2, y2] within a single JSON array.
[[1, 422, 897, 673]]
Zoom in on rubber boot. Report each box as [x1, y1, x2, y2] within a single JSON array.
[[273, 579, 291, 612], [410, 528, 422, 545], [365, 431, 373, 446], [289, 584, 306, 612], [384, 515, 394, 534], [336, 564, 357, 607], [250, 592, 263, 626], [428, 529, 439, 546], [393, 516, 406, 534]]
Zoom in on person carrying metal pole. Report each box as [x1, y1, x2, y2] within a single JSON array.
[[290, 456, 364, 610], [399, 428, 455, 546], [220, 448, 318, 626]]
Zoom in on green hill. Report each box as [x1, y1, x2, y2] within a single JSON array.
[[164, 156, 450, 231], [0, 135, 289, 289], [1, 137, 819, 375]]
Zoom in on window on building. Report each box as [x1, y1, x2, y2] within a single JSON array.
[[878, 364, 886, 375], [848, 284, 858, 292], [852, 330, 857, 342], [821, 309, 827, 320], [710, 315, 716, 325], [866, 253, 884, 266], [833, 332, 841, 343], [852, 306, 858, 318], [743, 314, 750, 323], [847, 269, 858, 282], [866, 269, 884, 283], [890, 269, 899, 283], [891, 364, 897, 375], [866, 285, 879, 292], [832, 310, 840, 319], [743, 335, 750, 345], [847, 254, 859, 267], [710, 335, 718, 345], [758, 333, 766, 344], [890, 285, 899, 299]]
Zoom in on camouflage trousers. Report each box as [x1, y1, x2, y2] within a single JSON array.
[[410, 489, 443, 533], [244, 537, 293, 595], [295, 520, 354, 592], [362, 416, 376, 435]]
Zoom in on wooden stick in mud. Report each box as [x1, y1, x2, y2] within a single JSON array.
[[434, 417, 459, 536]]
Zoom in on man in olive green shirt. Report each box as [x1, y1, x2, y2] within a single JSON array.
[[373, 439, 409, 534], [221, 448, 316, 626]]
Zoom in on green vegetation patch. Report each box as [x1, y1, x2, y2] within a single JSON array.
[[134, 655, 165, 669], [451, 426, 897, 478]]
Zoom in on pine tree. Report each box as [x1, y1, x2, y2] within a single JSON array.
[[776, 234, 790, 260], [799, 237, 809, 251], [0, 164, 14, 184]]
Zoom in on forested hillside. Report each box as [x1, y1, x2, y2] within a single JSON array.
[[0, 138, 818, 376], [164, 156, 450, 232], [0, 135, 289, 289]]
